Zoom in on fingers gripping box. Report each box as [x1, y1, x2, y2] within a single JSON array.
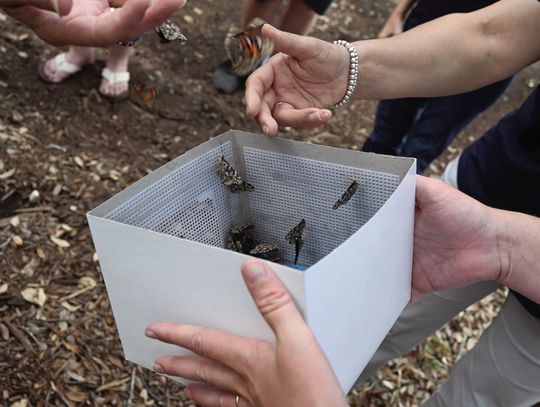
[[87, 130, 416, 391]]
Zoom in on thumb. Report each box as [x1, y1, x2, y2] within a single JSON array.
[[262, 23, 325, 60], [241, 259, 308, 340]]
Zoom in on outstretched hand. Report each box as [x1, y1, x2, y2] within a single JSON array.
[[146, 259, 348, 407], [245, 24, 351, 137], [1, 0, 185, 47]]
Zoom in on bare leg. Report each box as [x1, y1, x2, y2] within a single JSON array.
[[241, 0, 282, 28], [41, 46, 94, 83], [100, 45, 131, 98], [279, 0, 318, 35]]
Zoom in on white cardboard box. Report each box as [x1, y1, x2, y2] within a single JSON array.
[[87, 130, 416, 392]]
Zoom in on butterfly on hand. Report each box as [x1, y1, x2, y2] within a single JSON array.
[[224, 18, 274, 76]]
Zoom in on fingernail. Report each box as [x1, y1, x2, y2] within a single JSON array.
[[145, 329, 157, 339], [153, 362, 163, 373], [262, 125, 269, 136], [309, 112, 321, 121], [184, 388, 192, 400], [245, 262, 268, 284]]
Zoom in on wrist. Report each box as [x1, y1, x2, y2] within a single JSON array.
[[492, 208, 512, 286], [492, 209, 540, 302], [332, 40, 359, 108]]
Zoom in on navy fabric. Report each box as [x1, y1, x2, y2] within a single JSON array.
[[458, 87, 540, 318], [364, 79, 512, 173], [255, 0, 332, 15], [302, 0, 332, 15], [404, 0, 497, 28], [362, 0, 511, 174]]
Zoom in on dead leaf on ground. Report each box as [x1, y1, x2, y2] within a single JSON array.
[[21, 287, 47, 306]]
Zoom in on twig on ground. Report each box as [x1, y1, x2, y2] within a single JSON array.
[[5, 320, 36, 356]]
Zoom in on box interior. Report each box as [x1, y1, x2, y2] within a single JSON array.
[[103, 132, 406, 267]]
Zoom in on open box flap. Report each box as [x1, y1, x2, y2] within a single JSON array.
[[305, 163, 416, 391]]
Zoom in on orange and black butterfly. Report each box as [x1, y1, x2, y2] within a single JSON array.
[[134, 83, 158, 102], [224, 18, 274, 76]]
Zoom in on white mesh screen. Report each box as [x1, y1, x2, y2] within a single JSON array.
[[105, 142, 400, 268], [106, 142, 239, 247], [243, 148, 400, 266]]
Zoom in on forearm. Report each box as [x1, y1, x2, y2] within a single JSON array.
[[391, 0, 416, 18], [354, 0, 540, 99], [495, 209, 540, 303]]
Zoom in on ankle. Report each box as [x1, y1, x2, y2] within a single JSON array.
[[65, 47, 94, 66]]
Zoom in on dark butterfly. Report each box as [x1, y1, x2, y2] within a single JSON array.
[[250, 243, 281, 263], [155, 19, 187, 45], [217, 155, 255, 193], [285, 219, 306, 265], [224, 18, 273, 76], [134, 83, 158, 102], [225, 224, 256, 253], [333, 180, 359, 210]]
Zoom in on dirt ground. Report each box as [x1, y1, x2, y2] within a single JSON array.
[[1, 1, 539, 406]]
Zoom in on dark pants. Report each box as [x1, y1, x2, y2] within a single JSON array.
[[362, 0, 510, 174], [362, 78, 512, 173]]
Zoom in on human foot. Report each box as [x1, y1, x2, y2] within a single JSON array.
[[99, 46, 131, 99], [39, 47, 94, 83]]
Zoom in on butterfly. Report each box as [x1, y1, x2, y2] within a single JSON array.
[[217, 155, 255, 192], [333, 180, 359, 210], [285, 219, 306, 265], [155, 19, 187, 44], [134, 83, 158, 102], [224, 18, 274, 76]]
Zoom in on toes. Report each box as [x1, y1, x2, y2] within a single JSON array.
[[114, 83, 129, 96], [99, 79, 129, 97], [42, 59, 60, 83], [41, 57, 76, 83]]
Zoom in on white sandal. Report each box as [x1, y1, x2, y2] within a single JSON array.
[[100, 68, 130, 99], [38, 52, 91, 83]]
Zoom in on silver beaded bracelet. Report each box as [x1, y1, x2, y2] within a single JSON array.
[[332, 40, 359, 109]]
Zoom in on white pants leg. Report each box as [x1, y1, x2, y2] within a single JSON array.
[[355, 282, 499, 385], [424, 294, 540, 406]]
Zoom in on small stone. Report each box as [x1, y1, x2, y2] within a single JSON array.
[[52, 184, 63, 196], [12, 235, 23, 246], [10, 399, 28, 407], [36, 248, 46, 260], [50, 236, 70, 248], [10, 216, 20, 228], [11, 111, 23, 122], [74, 156, 84, 168], [0, 323, 9, 341], [28, 189, 40, 204]]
